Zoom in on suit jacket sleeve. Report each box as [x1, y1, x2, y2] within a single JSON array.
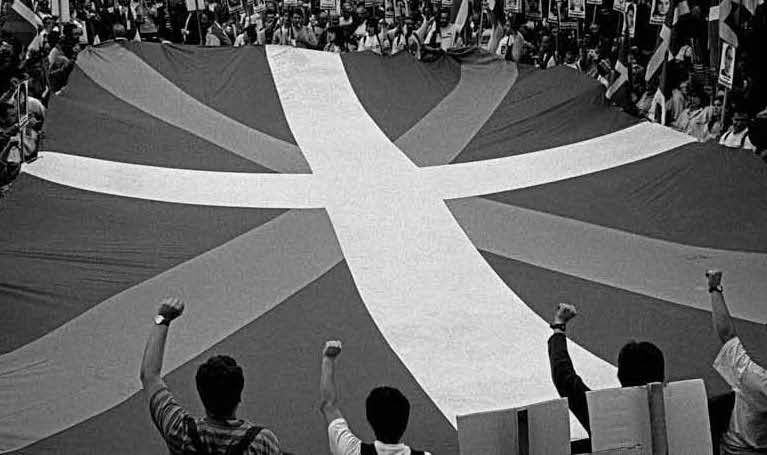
[[548, 333, 592, 434]]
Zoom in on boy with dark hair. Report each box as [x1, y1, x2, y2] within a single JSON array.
[[320, 340, 430, 455], [140, 298, 280, 455]]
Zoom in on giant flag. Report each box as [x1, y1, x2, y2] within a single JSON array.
[[1, 43, 767, 455]]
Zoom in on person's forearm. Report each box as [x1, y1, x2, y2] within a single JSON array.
[[320, 356, 338, 408], [710, 290, 736, 344], [140, 324, 169, 381]]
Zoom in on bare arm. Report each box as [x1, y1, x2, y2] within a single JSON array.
[[320, 341, 344, 424], [140, 298, 185, 405], [707, 271, 736, 344]]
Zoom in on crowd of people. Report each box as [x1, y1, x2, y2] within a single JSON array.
[[0, 0, 765, 194], [140, 270, 766, 454]]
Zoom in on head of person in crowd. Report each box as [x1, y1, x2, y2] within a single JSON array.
[[326, 26, 343, 47], [712, 95, 723, 119], [200, 9, 213, 30], [356, 5, 368, 22], [539, 34, 552, 54], [46, 28, 61, 49], [342, 1, 352, 16], [617, 341, 665, 387], [731, 110, 750, 134], [687, 88, 704, 110], [292, 9, 305, 28], [365, 20, 379, 37], [564, 49, 577, 65], [196, 355, 245, 419], [113, 23, 128, 40], [42, 16, 55, 33], [437, 8, 450, 27], [750, 109, 767, 159], [0, 99, 17, 131], [366, 386, 410, 444]]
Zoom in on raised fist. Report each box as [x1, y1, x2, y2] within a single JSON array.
[[323, 340, 342, 358], [554, 303, 577, 325], [706, 270, 723, 289], [157, 297, 184, 321]]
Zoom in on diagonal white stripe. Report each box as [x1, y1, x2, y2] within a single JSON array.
[[449, 197, 767, 323], [266, 45, 618, 436], [23, 152, 324, 209], [76, 44, 312, 174], [0, 210, 343, 453]]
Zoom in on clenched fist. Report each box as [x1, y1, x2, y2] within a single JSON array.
[[323, 340, 342, 359], [706, 270, 722, 289], [554, 303, 577, 325], [157, 297, 185, 321]]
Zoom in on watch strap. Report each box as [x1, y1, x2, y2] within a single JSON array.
[[709, 285, 723, 293], [549, 322, 566, 331], [155, 314, 171, 326]]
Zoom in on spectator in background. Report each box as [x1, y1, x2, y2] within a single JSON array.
[[673, 88, 714, 142], [719, 110, 755, 150], [272, 10, 317, 48], [204, 8, 232, 46], [139, 298, 281, 455], [358, 20, 387, 54], [0, 101, 20, 193], [706, 271, 767, 455], [548, 303, 665, 452], [324, 26, 348, 53], [418, 8, 463, 51], [319, 340, 431, 455], [667, 79, 689, 124], [705, 96, 724, 142], [537, 34, 557, 69], [563, 49, 581, 70]]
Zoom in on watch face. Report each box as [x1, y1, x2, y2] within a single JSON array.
[[154, 314, 165, 324]]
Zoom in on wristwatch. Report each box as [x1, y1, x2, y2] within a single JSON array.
[[549, 322, 566, 332], [154, 314, 171, 326], [709, 285, 723, 294]]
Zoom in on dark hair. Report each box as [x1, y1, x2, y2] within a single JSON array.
[[366, 387, 410, 444], [195, 355, 244, 417], [617, 341, 665, 387]]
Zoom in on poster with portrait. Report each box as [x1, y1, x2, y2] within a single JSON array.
[[613, 0, 625, 13], [623, 2, 636, 38], [650, 0, 668, 24], [623, 2, 636, 37], [384, 0, 395, 21], [525, 0, 542, 19], [547, 0, 558, 22], [718, 42, 735, 88], [227, 0, 243, 12], [568, 0, 584, 18], [15, 80, 28, 129], [505, 0, 522, 13]]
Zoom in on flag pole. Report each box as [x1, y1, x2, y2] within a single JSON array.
[[195, 0, 203, 44]]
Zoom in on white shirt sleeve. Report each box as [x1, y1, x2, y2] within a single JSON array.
[[714, 337, 767, 411], [328, 418, 362, 455]]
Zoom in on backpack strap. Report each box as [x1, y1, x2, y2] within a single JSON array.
[[184, 415, 209, 455], [360, 442, 377, 455], [225, 425, 263, 455]]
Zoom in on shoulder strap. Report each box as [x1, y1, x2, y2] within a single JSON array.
[[410, 451, 426, 455], [360, 442, 377, 455], [740, 130, 748, 147], [184, 415, 209, 455], [225, 425, 263, 455]]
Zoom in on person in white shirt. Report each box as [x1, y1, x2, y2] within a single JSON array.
[[706, 271, 767, 455], [320, 341, 431, 455], [719, 111, 755, 151], [357, 21, 389, 54], [417, 9, 462, 51]]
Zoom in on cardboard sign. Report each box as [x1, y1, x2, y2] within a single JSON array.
[[588, 380, 713, 455], [227, 0, 243, 12], [613, 0, 625, 13], [718, 41, 736, 88], [457, 399, 570, 455], [321, 0, 336, 10]]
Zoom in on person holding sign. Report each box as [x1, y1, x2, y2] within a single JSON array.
[[272, 10, 318, 48], [547, 303, 666, 450], [706, 271, 767, 455]]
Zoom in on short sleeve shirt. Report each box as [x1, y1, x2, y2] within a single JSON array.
[[713, 337, 767, 451], [149, 387, 281, 455], [327, 418, 431, 455]]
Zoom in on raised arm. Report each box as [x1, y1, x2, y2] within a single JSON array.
[[140, 298, 185, 404], [548, 303, 593, 433], [320, 340, 344, 425], [706, 270, 736, 344]]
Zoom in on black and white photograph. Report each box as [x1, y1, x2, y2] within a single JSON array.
[[0, 0, 765, 454], [650, 0, 669, 24]]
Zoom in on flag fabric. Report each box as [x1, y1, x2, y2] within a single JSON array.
[[719, 0, 764, 46], [1, 43, 766, 455], [11, 0, 43, 28], [606, 31, 632, 108], [645, 0, 689, 82]]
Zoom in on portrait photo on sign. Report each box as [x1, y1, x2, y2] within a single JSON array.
[[623, 2, 636, 37], [568, 0, 585, 18], [227, 0, 243, 11], [613, 0, 625, 13], [548, 0, 558, 22], [650, 0, 669, 24], [16, 80, 28, 128], [718, 42, 736, 88], [525, 0, 542, 18], [506, 0, 522, 13]]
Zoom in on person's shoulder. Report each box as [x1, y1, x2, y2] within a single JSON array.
[[250, 426, 280, 453]]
